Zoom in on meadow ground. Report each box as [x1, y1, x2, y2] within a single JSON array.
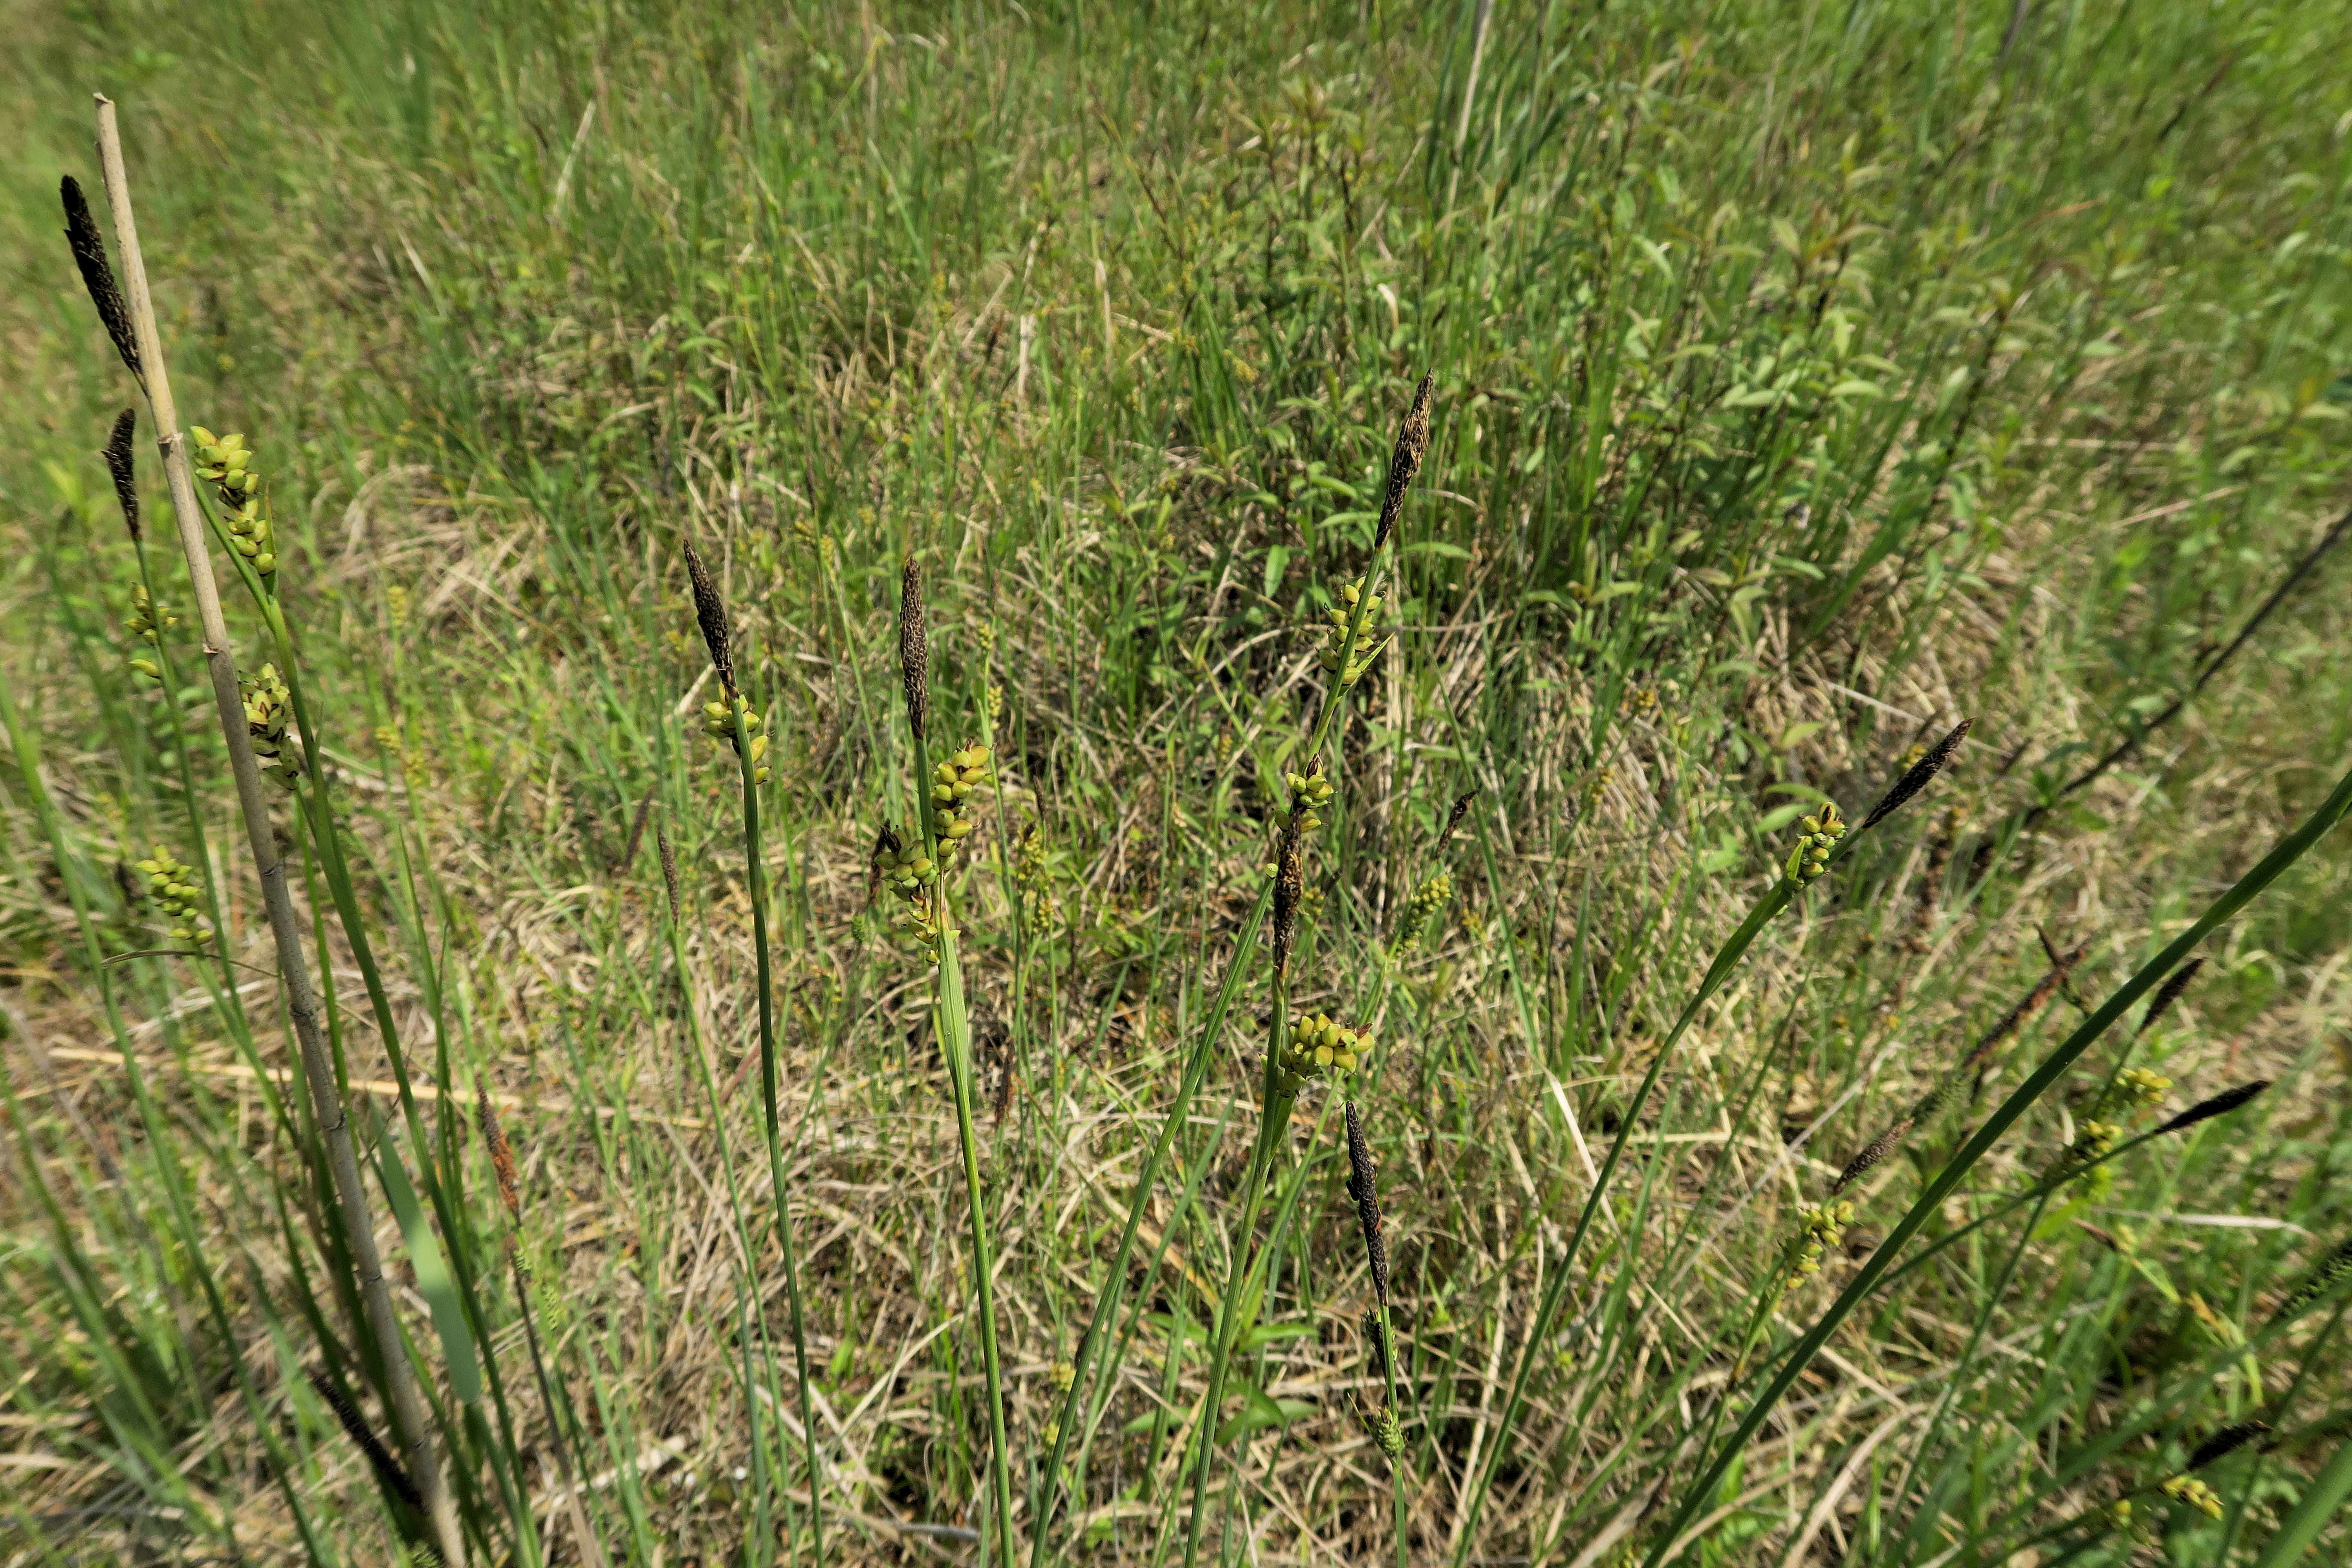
[[4, 2, 2352, 1565]]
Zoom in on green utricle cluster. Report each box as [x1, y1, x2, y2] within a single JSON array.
[[192, 428, 276, 576], [133, 848, 210, 943]]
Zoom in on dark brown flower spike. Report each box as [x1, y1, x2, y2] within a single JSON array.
[[680, 536, 734, 692], [2156, 1079, 2269, 1135], [657, 828, 683, 921], [306, 1369, 424, 1512], [2187, 1421, 2271, 1471], [1959, 941, 2086, 1074], [477, 1086, 521, 1225], [1372, 372, 1435, 553], [2135, 958, 2204, 1040], [1345, 1100, 1390, 1307], [1437, 790, 1476, 855], [61, 176, 141, 380], [1269, 828, 1305, 978], [2272, 1237, 2352, 1324], [1860, 718, 1973, 833], [1831, 1118, 1914, 1195], [103, 407, 140, 542], [899, 555, 929, 742]]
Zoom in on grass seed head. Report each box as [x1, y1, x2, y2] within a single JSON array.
[[104, 407, 139, 541], [1860, 717, 1972, 832], [1374, 371, 1435, 552], [899, 554, 929, 741], [680, 536, 735, 692], [60, 175, 141, 380]]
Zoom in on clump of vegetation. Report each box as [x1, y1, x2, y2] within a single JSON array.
[[6, 3, 2352, 1565]]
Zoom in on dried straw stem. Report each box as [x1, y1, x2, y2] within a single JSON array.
[[91, 95, 463, 1568]]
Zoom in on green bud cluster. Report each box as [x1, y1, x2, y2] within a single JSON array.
[[134, 848, 210, 943], [1783, 801, 1847, 885], [2159, 1474, 2223, 1519], [1394, 870, 1453, 951], [193, 429, 277, 576], [702, 693, 772, 784], [125, 584, 177, 680], [1274, 1011, 1369, 1093], [1788, 1199, 1856, 1284], [1285, 768, 1334, 832], [874, 822, 950, 959], [2114, 1067, 2171, 1115], [240, 663, 300, 789], [1370, 1406, 1404, 1460], [932, 744, 993, 846], [1317, 578, 1391, 686]]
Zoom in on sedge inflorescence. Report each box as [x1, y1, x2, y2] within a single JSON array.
[[1783, 801, 1847, 886], [702, 693, 772, 784], [1317, 578, 1391, 687], [1274, 1011, 1370, 1093], [125, 584, 177, 681], [192, 428, 278, 577], [135, 848, 210, 944], [1787, 1200, 1856, 1285], [240, 662, 300, 789]]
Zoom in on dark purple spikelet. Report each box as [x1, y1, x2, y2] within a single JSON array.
[[2187, 1422, 2271, 1471], [1831, 1118, 1914, 1195], [61, 176, 141, 379], [899, 556, 929, 741], [1372, 373, 1435, 553], [306, 1370, 424, 1512], [103, 408, 140, 542], [1345, 1100, 1389, 1306], [1861, 718, 1973, 833], [1270, 829, 1305, 978], [657, 829, 683, 921], [1437, 790, 1476, 855], [2134, 958, 2205, 1040], [2156, 1079, 2269, 1136], [680, 536, 735, 691]]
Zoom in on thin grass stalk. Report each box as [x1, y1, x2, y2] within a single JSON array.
[[1451, 725, 1969, 1563], [658, 830, 789, 1561], [88, 95, 465, 1568], [715, 630, 826, 1568], [1644, 760, 2352, 1565], [1031, 373, 1430, 1561], [895, 557, 1017, 1565]]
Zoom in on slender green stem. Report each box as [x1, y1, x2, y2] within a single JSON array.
[[734, 703, 826, 1568], [1643, 762, 2352, 1565], [1450, 882, 1793, 1565]]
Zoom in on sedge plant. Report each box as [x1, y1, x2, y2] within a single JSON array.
[[680, 536, 827, 1568], [74, 99, 468, 1568]]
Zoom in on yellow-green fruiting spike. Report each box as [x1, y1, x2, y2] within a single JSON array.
[[1273, 1011, 1371, 1091], [239, 664, 301, 789], [1371, 1406, 1404, 1460], [701, 693, 771, 783], [135, 848, 210, 944], [2116, 1068, 2171, 1116], [1395, 870, 1454, 951], [1785, 800, 1848, 886], [2159, 1475, 2223, 1520]]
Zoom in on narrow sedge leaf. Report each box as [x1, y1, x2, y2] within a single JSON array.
[[371, 1106, 484, 1405]]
